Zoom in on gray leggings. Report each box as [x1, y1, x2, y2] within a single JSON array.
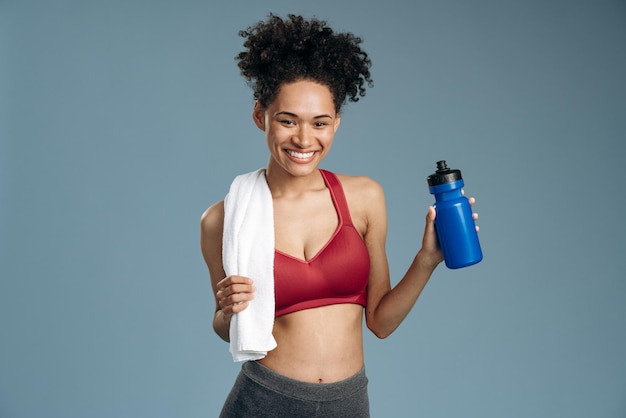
[[219, 361, 370, 418]]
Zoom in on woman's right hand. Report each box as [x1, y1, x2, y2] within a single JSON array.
[[215, 275, 256, 320]]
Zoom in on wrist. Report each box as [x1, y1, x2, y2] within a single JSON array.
[[214, 309, 232, 342], [415, 249, 442, 272]]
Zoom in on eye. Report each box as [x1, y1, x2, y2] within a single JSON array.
[[314, 121, 329, 127], [280, 119, 296, 126]]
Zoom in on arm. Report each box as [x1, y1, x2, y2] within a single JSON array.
[[361, 179, 444, 339], [200, 201, 256, 342], [366, 203, 443, 338], [363, 179, 479, 338]]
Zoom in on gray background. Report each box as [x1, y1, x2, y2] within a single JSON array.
[[1, 0, 625, 417]]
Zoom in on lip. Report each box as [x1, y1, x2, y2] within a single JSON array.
[[284, 149, 316, 162]]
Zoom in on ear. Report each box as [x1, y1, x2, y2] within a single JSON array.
[[252, 101, 266, 131], [334, 113, 341, 132]]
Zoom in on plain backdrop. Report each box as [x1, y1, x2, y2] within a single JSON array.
[[1, 1, 625, 417]]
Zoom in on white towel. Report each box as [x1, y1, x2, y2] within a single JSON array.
[[222, 168, 277, 362]]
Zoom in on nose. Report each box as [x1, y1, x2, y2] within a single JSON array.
[[292, 125, 313, 149]]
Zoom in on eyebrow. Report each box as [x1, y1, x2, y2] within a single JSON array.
[[274, 111, 333, 119]]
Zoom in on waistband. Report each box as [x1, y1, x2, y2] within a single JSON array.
[[242, 361, 368, 402]]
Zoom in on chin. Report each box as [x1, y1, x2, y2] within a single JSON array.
[[285, 163, 321, 177]]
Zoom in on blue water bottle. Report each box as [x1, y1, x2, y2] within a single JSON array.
[[427, 160, 482, 269]]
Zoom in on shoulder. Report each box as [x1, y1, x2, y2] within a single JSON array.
[[331, 172, 386, 235], [333, 172, 385, 203], [200, 200, 225, 238], [200, 201, 227, 284]]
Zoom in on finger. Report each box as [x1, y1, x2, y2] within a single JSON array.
[[424, 207, 437, 238], [231, 300, 250, 314], [233, 291, 253, 305], [468, 196, 476, 206], [215, 282, 252, 307], [423, 207, 439, 243], [225, 301, 248, 315], [473, 213, 478, 220], [217, 275, 253, 290], [426, 206, 436, 223], [222, 292, 255, 312], [219, 275, 253, 285], [224, 282, 255, 294]]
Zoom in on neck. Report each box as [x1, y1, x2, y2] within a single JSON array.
[[265, 166, 324, 198]]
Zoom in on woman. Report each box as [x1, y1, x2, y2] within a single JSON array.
[[201, 14, 476, 417]]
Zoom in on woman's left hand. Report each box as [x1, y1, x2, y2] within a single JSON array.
[[418, 206, 444, 269], [418, 196, 478, 269]]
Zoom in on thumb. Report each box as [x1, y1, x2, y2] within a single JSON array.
[[425, 206, 436, 226], [422, 206, 438, 245]]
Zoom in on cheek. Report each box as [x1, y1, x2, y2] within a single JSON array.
[[321, 130, 336, 145], [266, 128, 289, 148]]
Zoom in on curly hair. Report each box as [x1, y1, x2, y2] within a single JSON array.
[[236, 14, 373, 113]]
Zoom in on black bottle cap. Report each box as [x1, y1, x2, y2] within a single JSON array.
[[427, 160, 463, 186]]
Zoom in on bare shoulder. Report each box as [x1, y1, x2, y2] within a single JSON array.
[[200, 201, 226, 281], [334, 173, 386, 236], [334, 173, 385, 204], [200, 200, 225, 239]]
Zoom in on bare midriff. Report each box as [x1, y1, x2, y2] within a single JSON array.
[[258, 303, 364, 384]]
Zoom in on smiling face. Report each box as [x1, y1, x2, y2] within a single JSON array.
[[253, 80, 341, 179]]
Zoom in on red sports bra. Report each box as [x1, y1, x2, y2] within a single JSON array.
[[274, 170, 370, 317]]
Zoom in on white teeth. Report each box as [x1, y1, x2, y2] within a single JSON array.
[[287, 150, 314, 159]]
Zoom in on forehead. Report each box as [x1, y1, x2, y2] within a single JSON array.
[[271, 80, 335, 113]]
